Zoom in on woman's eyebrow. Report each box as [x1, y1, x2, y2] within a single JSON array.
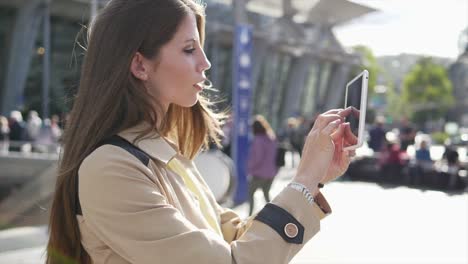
[[184, 38, 196, 44]]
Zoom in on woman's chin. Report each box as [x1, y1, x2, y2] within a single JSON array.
[[176, 96, 199, 108]]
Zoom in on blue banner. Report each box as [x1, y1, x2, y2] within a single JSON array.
[[232, 25, 253, 204]]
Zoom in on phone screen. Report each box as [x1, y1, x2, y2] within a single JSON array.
[[345, 75, 363, 139]]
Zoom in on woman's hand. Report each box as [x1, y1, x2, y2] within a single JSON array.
[[322, 121, 358, 184], [293, 108, 354, 194]]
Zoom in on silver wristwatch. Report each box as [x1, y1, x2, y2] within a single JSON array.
[[288, 182, 315, 205]]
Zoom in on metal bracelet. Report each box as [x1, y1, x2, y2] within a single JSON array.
[[288, 182, 315, 205]]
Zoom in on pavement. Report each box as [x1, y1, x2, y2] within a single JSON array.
[[233, 167, 468, 264], [0, 165, 467, 264]]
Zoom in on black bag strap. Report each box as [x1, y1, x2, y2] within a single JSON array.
[[75, 135, 150, 215]]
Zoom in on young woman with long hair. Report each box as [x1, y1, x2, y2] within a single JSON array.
[[46, 0, 357, 263], [247, 115, 278, 215]]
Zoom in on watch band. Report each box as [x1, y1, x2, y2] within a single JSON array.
[[288, 182, 315, 205]]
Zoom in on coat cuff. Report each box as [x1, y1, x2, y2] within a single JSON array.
[[254, 203, 305, 244], [254, 187, 332, 245]]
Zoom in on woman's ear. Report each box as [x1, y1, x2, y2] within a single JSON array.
[[130, 52, 149, 81]]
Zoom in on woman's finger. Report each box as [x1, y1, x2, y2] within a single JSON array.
[[343, 123, 358, 145], [337, 107, 354, 119], [322, 118, 343, 135], [322, 108, 344, 115], [330, 123, 345, 141], [313, 114, 343, 131]]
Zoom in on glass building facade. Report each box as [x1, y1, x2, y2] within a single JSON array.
[[0, 1, 361, 130]]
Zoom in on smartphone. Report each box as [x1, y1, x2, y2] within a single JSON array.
[[343, 70, 369, 150]]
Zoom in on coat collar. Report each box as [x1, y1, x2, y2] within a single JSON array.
[[118, 122, 178, 165]]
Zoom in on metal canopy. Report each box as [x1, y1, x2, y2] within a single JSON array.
[[0, 0, 377, 26], [211, 0, 377, 26]]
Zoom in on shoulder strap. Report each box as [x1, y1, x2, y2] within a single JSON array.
[[97, 135, 150, 166], [76, 135, 150, 215]]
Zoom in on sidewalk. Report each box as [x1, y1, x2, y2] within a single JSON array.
[[0, 168, 466, 263], [234, 167, 468, 264]]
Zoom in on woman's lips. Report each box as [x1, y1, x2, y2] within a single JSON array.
[[194, 83, 203, 91]]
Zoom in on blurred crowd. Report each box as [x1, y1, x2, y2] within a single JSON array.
[[357, 116, 467, 191], [220, 113, 468, 200], [0, 110, 64, 154], [2, 108, 466, 193]]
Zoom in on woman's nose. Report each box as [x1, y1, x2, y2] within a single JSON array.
[[197, 49, 211, 73]]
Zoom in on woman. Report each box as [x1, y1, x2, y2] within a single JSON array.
[[0, 116, 9, 153], [46, 0, 357, 263], [247, 115, 278, 215]]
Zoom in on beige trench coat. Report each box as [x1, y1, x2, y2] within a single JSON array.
[[77, 123, 331, 263]]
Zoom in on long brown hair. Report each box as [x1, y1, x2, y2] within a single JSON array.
[[46, 0, 223, 263], [252, 115, 276, 140]]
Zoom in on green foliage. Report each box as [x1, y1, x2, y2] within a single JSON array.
[[0, 221, 14, 230], [386, 80, 410, 121], [431, 131, 449, 145], [351, 45, 381, 95], [401, 57, 454, 126]]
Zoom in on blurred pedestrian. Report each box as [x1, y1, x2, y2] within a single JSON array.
[[379, 141, 405, 183], [368, 117, 386, 153], [442, 144, 460, 188], [415, 140, 432, 164], [290, 116, 307, 156], [0, 116, 9, 154], [8, 110, 26, 152], [26, 110, 42, 142], [399, 118, 416, 152], [247, 115, 278, 215], [35, 116, 62, 153], [408, 139, 433, 186]]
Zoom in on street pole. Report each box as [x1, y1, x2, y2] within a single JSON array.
[[234, 0, 249, 24], [232, 0, 252, 204], [42, 0, 50, 119]]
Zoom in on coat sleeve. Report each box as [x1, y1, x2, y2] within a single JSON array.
[[216, 191, 331, 244], [79, 146, 331, 264]]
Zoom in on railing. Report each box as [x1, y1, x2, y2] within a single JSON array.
[[0, 140, 60, 156]]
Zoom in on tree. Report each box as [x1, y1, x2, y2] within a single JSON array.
[[349, 45, 382, 123], [384, 80, 406, 123], [351, 45, 381, 95], [401, 57, 454, 126]]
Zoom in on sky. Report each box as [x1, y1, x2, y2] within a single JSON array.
[[334, 0, 468, 59]]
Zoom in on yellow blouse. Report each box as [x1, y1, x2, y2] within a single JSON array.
[[167, 158, 223, 236]]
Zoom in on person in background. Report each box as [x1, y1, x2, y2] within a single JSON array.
[[368, 117, 386, 153], [442, 144, 460, 189], [35, 116, 63, 153], [290, 116, 307, 157], [50, 115, 63, 143], [247, 115, 278, 215], [0, 116, 10, 153], [379, 141, 406, 182], [415, 140, 432, 164], [399, 118, 416, 152], [8, 110, 26, 152], [409, 139, 433, 186], [26, 110, 42, 143]]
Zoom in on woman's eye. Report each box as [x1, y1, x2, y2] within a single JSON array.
[[184, 48, 196, 54]]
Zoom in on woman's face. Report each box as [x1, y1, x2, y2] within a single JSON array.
[[145, 13, 211, 110]]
